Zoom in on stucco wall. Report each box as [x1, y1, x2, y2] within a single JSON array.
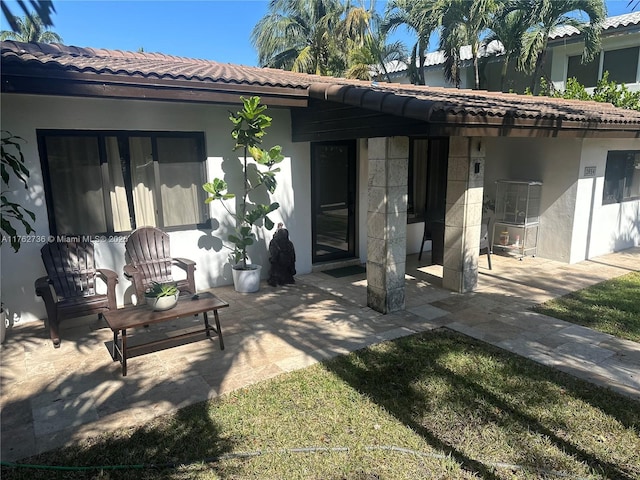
[[485, 137, 583, 262], [485, 136, 640, 264], [575, 138, 640, 261], [1, 94, 311, 324]]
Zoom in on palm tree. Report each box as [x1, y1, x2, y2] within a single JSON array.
[[485, 5, 530, 91], [436, 0, 501, 89], [345, 30, 407, 81], [339, 1, 406, 82], [383, 0, 438, 85], [515, 0, 605, 93], [0, 13, 62, 43], [1, 0, 54, 33], [251, 0, 345, 76]]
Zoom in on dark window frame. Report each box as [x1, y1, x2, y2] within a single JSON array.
[[37, 129, 210, 236], [407, 137, 449, 225], [602, 150, 640, 205], [602, 46, 640, 84], [566, 54, 599, 87], [566, 46, 640, 86]]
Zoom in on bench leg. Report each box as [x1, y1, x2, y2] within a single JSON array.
[[122, 329, 128, 377], [203, 312, 211, 338], [112, 329, 119, 361], [213, 310, 224, 350], [203, 311, 224, 350]]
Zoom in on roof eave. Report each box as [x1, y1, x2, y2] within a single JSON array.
[[1, 65, 309, 107], [308, 82, 640, 138]]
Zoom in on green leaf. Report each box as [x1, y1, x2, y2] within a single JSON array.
[[248, 145, 264, 163], [203, 178, 235, 202]]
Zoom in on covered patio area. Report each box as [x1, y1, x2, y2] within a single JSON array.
[[1, 247, 639, 462]]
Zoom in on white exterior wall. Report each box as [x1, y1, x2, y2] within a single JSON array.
[[485, 137, 582, 263], [573, 138, 640, 261], [1, 94, 312, 323], [485, 136, 640, 264]]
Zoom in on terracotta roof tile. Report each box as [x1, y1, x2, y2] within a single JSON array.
[[2, 40, 639, 131]]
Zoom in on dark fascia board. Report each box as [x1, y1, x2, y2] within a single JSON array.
[[1, 64, 309, 107], [303, 85, 640, 140]]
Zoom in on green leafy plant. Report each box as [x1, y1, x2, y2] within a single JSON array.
[[1, 130, 36, 252], [145, 281, 179, 298], [537, 73, 640, 111], [203, 96, 284, 269]]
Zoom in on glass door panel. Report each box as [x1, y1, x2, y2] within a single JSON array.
[[311, 142, 356, 262]]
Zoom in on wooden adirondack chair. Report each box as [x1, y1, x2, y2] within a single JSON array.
[[35, 241, 118, 348], [124, 226, 196, 303]]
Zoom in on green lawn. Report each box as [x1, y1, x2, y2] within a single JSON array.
[[533, 271, 640, 342], [2, 330, 639, 480]]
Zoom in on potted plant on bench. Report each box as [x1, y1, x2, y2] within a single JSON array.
[[203, 96, 284, 293], [145, 282, 179, 311]]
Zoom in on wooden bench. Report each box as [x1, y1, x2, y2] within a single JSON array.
[[103, 292, 228, 376]]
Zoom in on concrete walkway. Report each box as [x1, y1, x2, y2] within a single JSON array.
[[1, 247, 639, 462]]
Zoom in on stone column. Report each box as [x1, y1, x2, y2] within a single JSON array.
[[366, 137, 408, 313], [442, 137, 485, 293]]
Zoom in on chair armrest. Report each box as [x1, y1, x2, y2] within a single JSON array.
[[35, 276, 58, 318], [172, 257, 196, 294], [96, 268, 119, 285], [123, 263, 137, 279], [173, 257, 196, 269], [35, 276, 52, 297], [97, 268, 119, 310], [123, 263, 146, 304]]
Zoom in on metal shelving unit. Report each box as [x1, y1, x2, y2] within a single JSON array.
[[491, 180, 542, 259]]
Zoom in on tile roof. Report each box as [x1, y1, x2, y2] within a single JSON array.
[[378, 42, 507, 74], [383, 13, 639, 74], [549, 11, 640, 40], [2, 40, 640, 135], [0, 40, 315, 89], [309, 81, 640, 129]]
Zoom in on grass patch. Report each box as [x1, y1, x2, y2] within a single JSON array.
[[533, 271, 640, 342], [2, 330, 639, 479]]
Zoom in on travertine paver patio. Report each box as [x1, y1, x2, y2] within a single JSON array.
[[1, 247, 639, 462]]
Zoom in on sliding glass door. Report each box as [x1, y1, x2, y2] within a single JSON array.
[[311, 141, 356, 263]]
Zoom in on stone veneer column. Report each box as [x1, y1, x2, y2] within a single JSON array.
[[442, 137, 485, 293], [366, 137, 408, 314]]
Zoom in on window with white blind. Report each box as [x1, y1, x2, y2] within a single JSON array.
[[38, 130, 208, 235]]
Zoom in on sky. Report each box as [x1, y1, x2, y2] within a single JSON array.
[[0, 0, 637, 67]]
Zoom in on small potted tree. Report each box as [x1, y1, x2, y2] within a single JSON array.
[[203, 96, 284, 293]]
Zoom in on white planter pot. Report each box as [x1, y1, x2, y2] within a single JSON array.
[[146, 293, 179, 311], [232, 264, 262, 293]]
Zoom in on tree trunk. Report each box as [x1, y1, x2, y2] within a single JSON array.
[[474, 56, 480, 90], [530, 50, 547, 95], [500, 54, 510, 92]]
